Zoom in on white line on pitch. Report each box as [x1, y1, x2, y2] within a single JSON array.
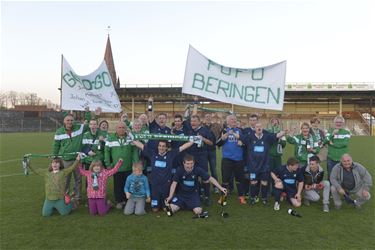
[[0, 159, 20, 164], [0, 173, 29, 178]]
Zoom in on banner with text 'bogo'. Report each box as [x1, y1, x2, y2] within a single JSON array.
[[182, 46, 286, 111], [61, 56, 122, 113]]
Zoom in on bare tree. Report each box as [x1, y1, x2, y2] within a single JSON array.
[[0, 92, 7, 108], [8, 91, 18, 107], [2, 91, 58, 109]]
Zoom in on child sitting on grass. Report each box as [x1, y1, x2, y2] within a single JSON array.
[[79, 158, 123, 216], [124, 163, 151, 215], [27, 154, 81, 217]]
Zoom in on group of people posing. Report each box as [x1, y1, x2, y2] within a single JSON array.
[[27, 97, 373, 217]]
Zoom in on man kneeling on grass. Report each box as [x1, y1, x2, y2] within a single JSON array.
[[330, 154, 372, 210], [302, 156, 331, 212], [271, 157, 304, 211], [165, 154, 227, 216]]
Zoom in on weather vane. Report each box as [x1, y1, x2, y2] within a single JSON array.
[[106, 26, 112, 36]]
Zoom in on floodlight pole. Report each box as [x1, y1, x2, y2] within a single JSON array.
[[370, 97, 373, 136], [132, 98, 135, 121], [339, 96, 343, 116]]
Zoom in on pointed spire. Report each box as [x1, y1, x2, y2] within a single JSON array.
[[116, 77, 120, 87], [104, 35, 118, 88]]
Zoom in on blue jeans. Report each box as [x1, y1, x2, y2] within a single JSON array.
[[327, 158, 340, 181]]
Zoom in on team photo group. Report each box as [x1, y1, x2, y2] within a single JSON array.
[[25, 95, 372, 218]]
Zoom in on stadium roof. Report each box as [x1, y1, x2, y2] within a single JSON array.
[[117, 82, 374, 105]]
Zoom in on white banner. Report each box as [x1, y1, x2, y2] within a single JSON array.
[[182, 46, 286, 111], [61, 56, 122, 113]]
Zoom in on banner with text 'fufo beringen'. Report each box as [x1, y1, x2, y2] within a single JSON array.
[[182, 46, 286, 111], [61, 56, 122, 113]]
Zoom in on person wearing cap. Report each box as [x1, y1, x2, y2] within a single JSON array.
[[302, 156, 330, 212], [271, 157, 304, 211], [324, 115, 351, 180], [330, 154, 372, 209], [165, 154, 227, 216]]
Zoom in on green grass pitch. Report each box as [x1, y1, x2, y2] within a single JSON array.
[[0, 133, 374, 249]]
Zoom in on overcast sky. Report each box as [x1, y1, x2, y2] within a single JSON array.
[[1, 0, 374, 103]]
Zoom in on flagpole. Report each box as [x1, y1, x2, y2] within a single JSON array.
[[60, 54, 63, 110]]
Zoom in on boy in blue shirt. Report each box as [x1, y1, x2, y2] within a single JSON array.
[[123, 163, 151, 215], [166, 154, 227, 216], [271, 157, 304, 211], [132, 140, 194, 212]]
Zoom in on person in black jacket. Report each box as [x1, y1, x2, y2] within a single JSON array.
[[303, 156, 330, 212]]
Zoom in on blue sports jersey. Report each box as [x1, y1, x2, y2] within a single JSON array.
[[241, 132, 277, 173], [142, 145, 179, 185], [222, 127, 243, 161], [272, 165, 304, 194], [171, 124, 190, 170], [185, 125, 212, 170], [171, 120, 190, 149], [242, 127, 255, 136], [147, 120, 171, 153], [173, 166, 210, 194]]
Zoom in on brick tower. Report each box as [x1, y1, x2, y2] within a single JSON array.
[[104, 35, 120, 89]]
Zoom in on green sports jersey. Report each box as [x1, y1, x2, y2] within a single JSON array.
[[286, 134, 320, 165], [52, 112, 92, 161], [266, 126, 286, 157], [324, 128, 351, 161], [104, 133, 139, 172], [52, 123, 88, 161], [81, 129, 106, 164]]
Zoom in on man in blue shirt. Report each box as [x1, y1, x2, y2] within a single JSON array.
[[185, 115, 214, 206], [147, 97, 172, 153], [132, 140, 194, 212], [171, 114, 190, 172], [242, 113, 264, 196], [217, 115, 246, 204], [241, 122, 285, 205], [166, 154, 227, 216], [271, 157, 304, 211]]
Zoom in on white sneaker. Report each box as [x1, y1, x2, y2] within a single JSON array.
[[274, 202, 280, 211], [323, 204, 329, 212], [116, 202, 125, 209]]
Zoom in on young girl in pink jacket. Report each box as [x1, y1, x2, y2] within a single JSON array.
[[79, 158, 123, 215]]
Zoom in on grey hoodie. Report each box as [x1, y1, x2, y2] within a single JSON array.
[[330, 162, 372, 194]]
